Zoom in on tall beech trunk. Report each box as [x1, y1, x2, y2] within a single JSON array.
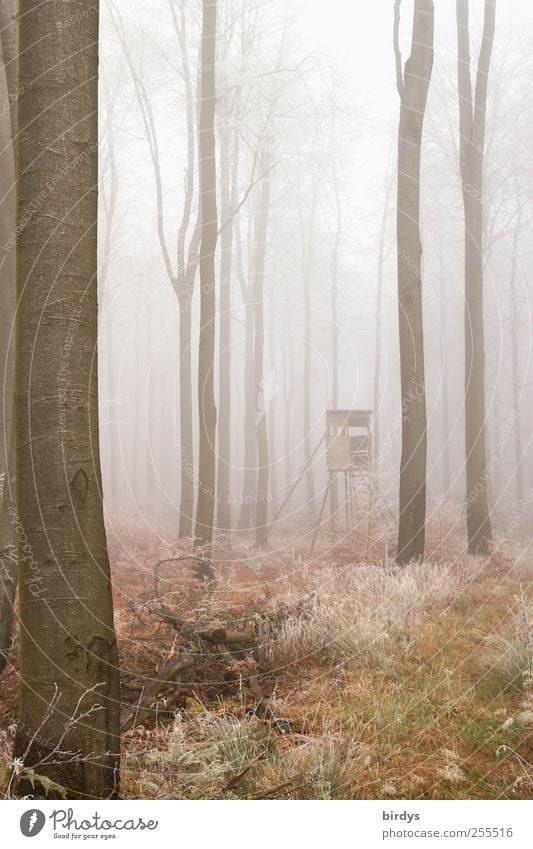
[[111, 1, 200, 538], [330, 179, 341, 520], [509, 205, 524, 502], [267, 330, 279, 517], [300, 192, 317, 521], [178, 299, 195, 536], [456, 0, 495, 555], [173, 1, 200, 539], [373, 169, 393, 467], [394, 0, 434, 564], [0, 1, 17, 677], [216, 118, 238, 538], [283, 315, 295, 490], [194, 0, 218, 549], [238, 210, 256, 532], [14, 0, 120, 798], [254, 148, 272, 549], [438, 249, 452, 498]]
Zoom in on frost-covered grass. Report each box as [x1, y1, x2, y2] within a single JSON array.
[[256, 557, 483, 672], [485, 592, 533, 692], [120, 552, 533, 800]]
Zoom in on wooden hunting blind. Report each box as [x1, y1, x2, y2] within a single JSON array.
[[266, 408, 376, 552], [325, 409, 373, 472], [309, 409, 375, 551]]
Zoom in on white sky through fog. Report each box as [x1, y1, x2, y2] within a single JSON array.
[[97, 0, 533, 514], [288, 0, 532, 279]]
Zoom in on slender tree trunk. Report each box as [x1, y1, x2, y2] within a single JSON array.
[[394, 0, 434, 564], [14, 0, 120, 797], [238, 209, 256, 532], [132, 304, 142, 509], [216, 124, 233, 537], [509, 206, 524, 502], [301, 193, 317, 521], [457, 0, 495, 555], [438, 249, 452, 498], [373, 170, 393, 467], [194, 0, 218, 550], [0, 3, 17, 676], [171, 2, 200, 539], [178, 299, 194, 537], [268, 330, 279, 517], [283, 317, 295, 490], [329, 182, 341, 520], [254, 148, 272, 548]]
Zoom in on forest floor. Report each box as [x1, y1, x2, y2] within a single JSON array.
[[1, 517, 532, 800], [111, 517, 533, 800]]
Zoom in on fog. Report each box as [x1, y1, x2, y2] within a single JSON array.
[[96, 0, 533, 550]]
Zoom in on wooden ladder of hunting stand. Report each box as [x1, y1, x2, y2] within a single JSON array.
[[265, 409, 376, 554], [309, 409, 375, 553]]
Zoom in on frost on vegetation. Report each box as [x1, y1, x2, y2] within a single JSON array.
[[486, 592, 533, 690], [257, 558, 479, 672]]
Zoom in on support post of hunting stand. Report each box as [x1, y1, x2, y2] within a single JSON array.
[[265, 411, 375, 554], [310, 409, 374, 554]]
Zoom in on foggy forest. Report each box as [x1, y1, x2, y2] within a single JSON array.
[[0, 0, 533, 804]]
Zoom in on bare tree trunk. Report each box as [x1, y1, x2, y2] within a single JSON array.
[[438, 248, 452, 498], [509, 205, 524, 502], [394, 0, 434, 564], [373, 167, 393, 467], [329, 179, 341, 520], [216, 117, 237, 538], [456, 0, 495, 555], [194, 0, 218, 550], [0, 1, 17, 677], [283, 316, 295, 490], [172, 2, 200, 539], [14, 0, 120, 797], [111, 1, 201, 538], [238, 210, 256, 532], [300, 191, 317, 522], [254, 148, 272, 548], [178, 299, 195, 536]]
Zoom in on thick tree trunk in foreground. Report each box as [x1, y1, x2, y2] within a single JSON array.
[[194, 0, 218, 549], [14, 0, 120, 797], [457, 0, 495, 555], [394, 0, 434, 564], [0, 3, 17, 676]]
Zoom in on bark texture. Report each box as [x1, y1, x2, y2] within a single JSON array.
[[14, 0, 120, 798], [0, 0, 17, 676], [456, 0, 495, 555], [394, 0, 434, 564], [253, 147, 272, 548], [194, 0, 218, 549]]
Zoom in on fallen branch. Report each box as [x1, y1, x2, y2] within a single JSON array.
[[150, 602, 255, 647]]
